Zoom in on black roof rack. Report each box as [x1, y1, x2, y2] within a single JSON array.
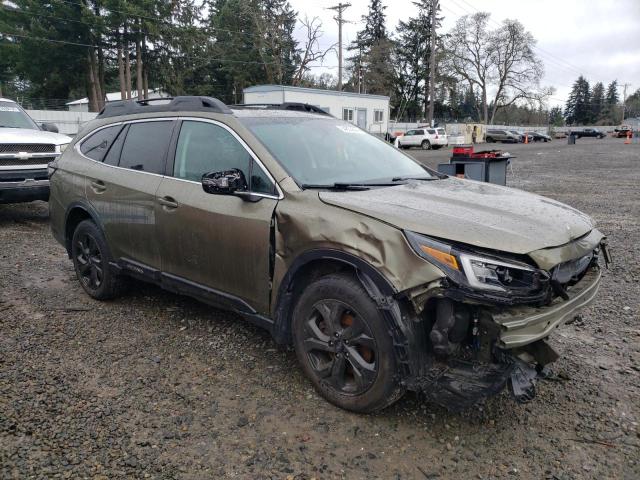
[[230, 102, 331, 116], [96, 96, 233, 119]]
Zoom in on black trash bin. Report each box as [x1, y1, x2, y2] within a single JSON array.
[[437, 146, 511, 186]]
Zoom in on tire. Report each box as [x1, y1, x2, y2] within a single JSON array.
[[486, 137, 494, 143], [292, 274, 405, 413], [421, 139, 431, 150], [71, 219, 122, 300]]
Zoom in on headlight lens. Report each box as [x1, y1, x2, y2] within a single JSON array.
[[57, 143, 69, 153], [405, 231, 538, 293]]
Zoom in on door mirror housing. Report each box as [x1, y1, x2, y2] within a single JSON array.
[[41, 122, 59, 133], [202, 168, 248, 195]]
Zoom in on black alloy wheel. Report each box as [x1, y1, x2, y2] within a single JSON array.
[[292, 274, 404, 412], [75, 232, 103, 291], [71, 220, 122, 300], [301, 299, 377, 395]]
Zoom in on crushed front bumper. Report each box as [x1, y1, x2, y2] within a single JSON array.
[[492, 268, 601, 348]]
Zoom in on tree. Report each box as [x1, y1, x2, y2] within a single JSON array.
[[624, 88, 640, 120], [393, 0, 441, 120], [346, 0, 394, 95], [549, 106, 564, 127], [590, 82, 605, 123], [565, 76, 591, 125], [443, 13, 548, 124], [603, 80, 620, 123]]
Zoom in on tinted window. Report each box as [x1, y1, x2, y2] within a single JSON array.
[[103, 125, 128, 166], [80, 125, 122, 162], [119, 121, 174, 174], [416, 129, 425, 135], [427, 129, 436, 134], [174, 120, 274, 194]]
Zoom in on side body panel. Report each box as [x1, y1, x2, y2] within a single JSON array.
[[155, 177, 277, 314]]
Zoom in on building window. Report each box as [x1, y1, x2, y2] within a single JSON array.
[[342, 108, 354, 122], [374, 109, 384, 123]]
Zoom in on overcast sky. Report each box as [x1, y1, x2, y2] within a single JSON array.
[[288, 0, 640, 106]]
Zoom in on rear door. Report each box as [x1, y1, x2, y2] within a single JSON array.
[[155, 119, 279, 314], [83, 119, 176, 271]]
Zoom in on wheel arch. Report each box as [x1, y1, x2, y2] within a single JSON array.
[[271, 249, 397, 345], [63, 201, 104, 257]]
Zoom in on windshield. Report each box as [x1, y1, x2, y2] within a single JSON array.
[[238, 114, 433, 186], [0, 102, 39, 129]]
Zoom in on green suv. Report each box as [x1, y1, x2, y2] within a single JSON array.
[[49, 97, 609, 412]]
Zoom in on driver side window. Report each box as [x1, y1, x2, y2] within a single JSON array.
[[173, 120, 275, 195]]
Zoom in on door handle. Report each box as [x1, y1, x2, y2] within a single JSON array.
[[90, 180, 106, 192], [158, 196, 178, 209]]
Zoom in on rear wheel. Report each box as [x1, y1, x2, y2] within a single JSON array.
[[71, 220, 122, 300], [421, 139, 431, 150], [486, 137, 494, 143], [292, 274, 404, 413]]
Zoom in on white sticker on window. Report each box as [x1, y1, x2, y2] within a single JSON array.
[[336, 124, 364, 134], [0, 106, 21, 112]]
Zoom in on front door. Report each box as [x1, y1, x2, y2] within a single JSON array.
[[155, 119, 279, 314], [357, 108, 367, 130], [83, 120, 176, 270]]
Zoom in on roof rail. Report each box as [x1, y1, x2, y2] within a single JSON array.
[[230, 102, 331, 116], [96, 96, 233, 119]]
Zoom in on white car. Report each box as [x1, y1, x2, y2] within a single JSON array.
[[0, 98, 71, 204], [397, 127, 448, 150]]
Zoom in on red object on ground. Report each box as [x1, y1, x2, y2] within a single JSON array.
[[452, 145, 474, 156]]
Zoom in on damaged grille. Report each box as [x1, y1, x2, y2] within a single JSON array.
[[551, 253, 593, 285], [0, 144, 56, 154]]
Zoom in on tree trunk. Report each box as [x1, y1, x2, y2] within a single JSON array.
[[118, 33, 126, 100], [142, 36, 149, 99], [136, 20, 143, 100], [482, 87, 489, 124], [124, 24, 132, 99], [97, 46, 106, 110], [86, 52, 99, 112]]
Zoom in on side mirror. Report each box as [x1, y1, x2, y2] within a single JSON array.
[[41, 122, 59, 133], [202, 168, 248, 195]]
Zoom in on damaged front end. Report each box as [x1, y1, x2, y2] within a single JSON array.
[[396, 230, 608, 410]]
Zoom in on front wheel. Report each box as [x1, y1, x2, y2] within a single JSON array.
[[486, 137, 494, 143], [292, 274, 404, 413], [421, 139, 431, 150]]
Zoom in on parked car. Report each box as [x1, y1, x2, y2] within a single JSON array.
[[49, 96, 609, 413], [613, 126, 632, 138], [524, 132, 552, 142], [553, 131, 568, 139], [508, 130, 525, 142], [0, 97, 71, 204], [397, 127, 448, 150], [571, 128, 605, 139], [485, 129, 519, 143]]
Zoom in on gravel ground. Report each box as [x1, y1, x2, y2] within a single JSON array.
[[1, 136, 638, 479]]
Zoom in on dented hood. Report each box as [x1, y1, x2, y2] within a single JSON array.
[[319, 178, 595, 255]]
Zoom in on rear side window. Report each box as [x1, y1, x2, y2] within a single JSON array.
[[119, 121, 174, 174], [427, 129, 436, 134], [80, 125, 122, 162], [437, 128, 446, 134]]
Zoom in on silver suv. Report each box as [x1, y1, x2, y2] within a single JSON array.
[[486, 129, 519, 144], [0, 98, 71, 204]]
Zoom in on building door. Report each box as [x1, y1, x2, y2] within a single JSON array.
[[357, 108, 367, 130]]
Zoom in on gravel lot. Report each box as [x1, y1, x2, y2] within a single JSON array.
[[1, 136, 638, 479]]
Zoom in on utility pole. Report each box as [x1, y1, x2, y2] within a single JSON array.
[[426, 0, 439, 126], [328, 3, 351, 91], [621, 82, 631, 124]]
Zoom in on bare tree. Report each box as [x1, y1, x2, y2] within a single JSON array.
[[444, 13, 549, 124], [292, 16, 335, 86]]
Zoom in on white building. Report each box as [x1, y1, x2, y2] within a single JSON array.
[[243, 85, 390, 136], [66, 88, 168, 112]]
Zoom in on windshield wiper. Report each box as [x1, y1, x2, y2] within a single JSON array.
[[302, 181, 407, 190], [391, 175, 439, 182]]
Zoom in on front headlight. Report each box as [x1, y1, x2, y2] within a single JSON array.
[[57, 143, 69, 153], [405, 231, 540, 293]]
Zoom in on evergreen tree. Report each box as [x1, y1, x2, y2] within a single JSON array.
[[590, 82, 605, 123], [565, 75, 591, 125], [603, 80, 620, 123], [549, 106, 564, 127]]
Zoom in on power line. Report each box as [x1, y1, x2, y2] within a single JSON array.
[[0, 30, 341, 69]]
